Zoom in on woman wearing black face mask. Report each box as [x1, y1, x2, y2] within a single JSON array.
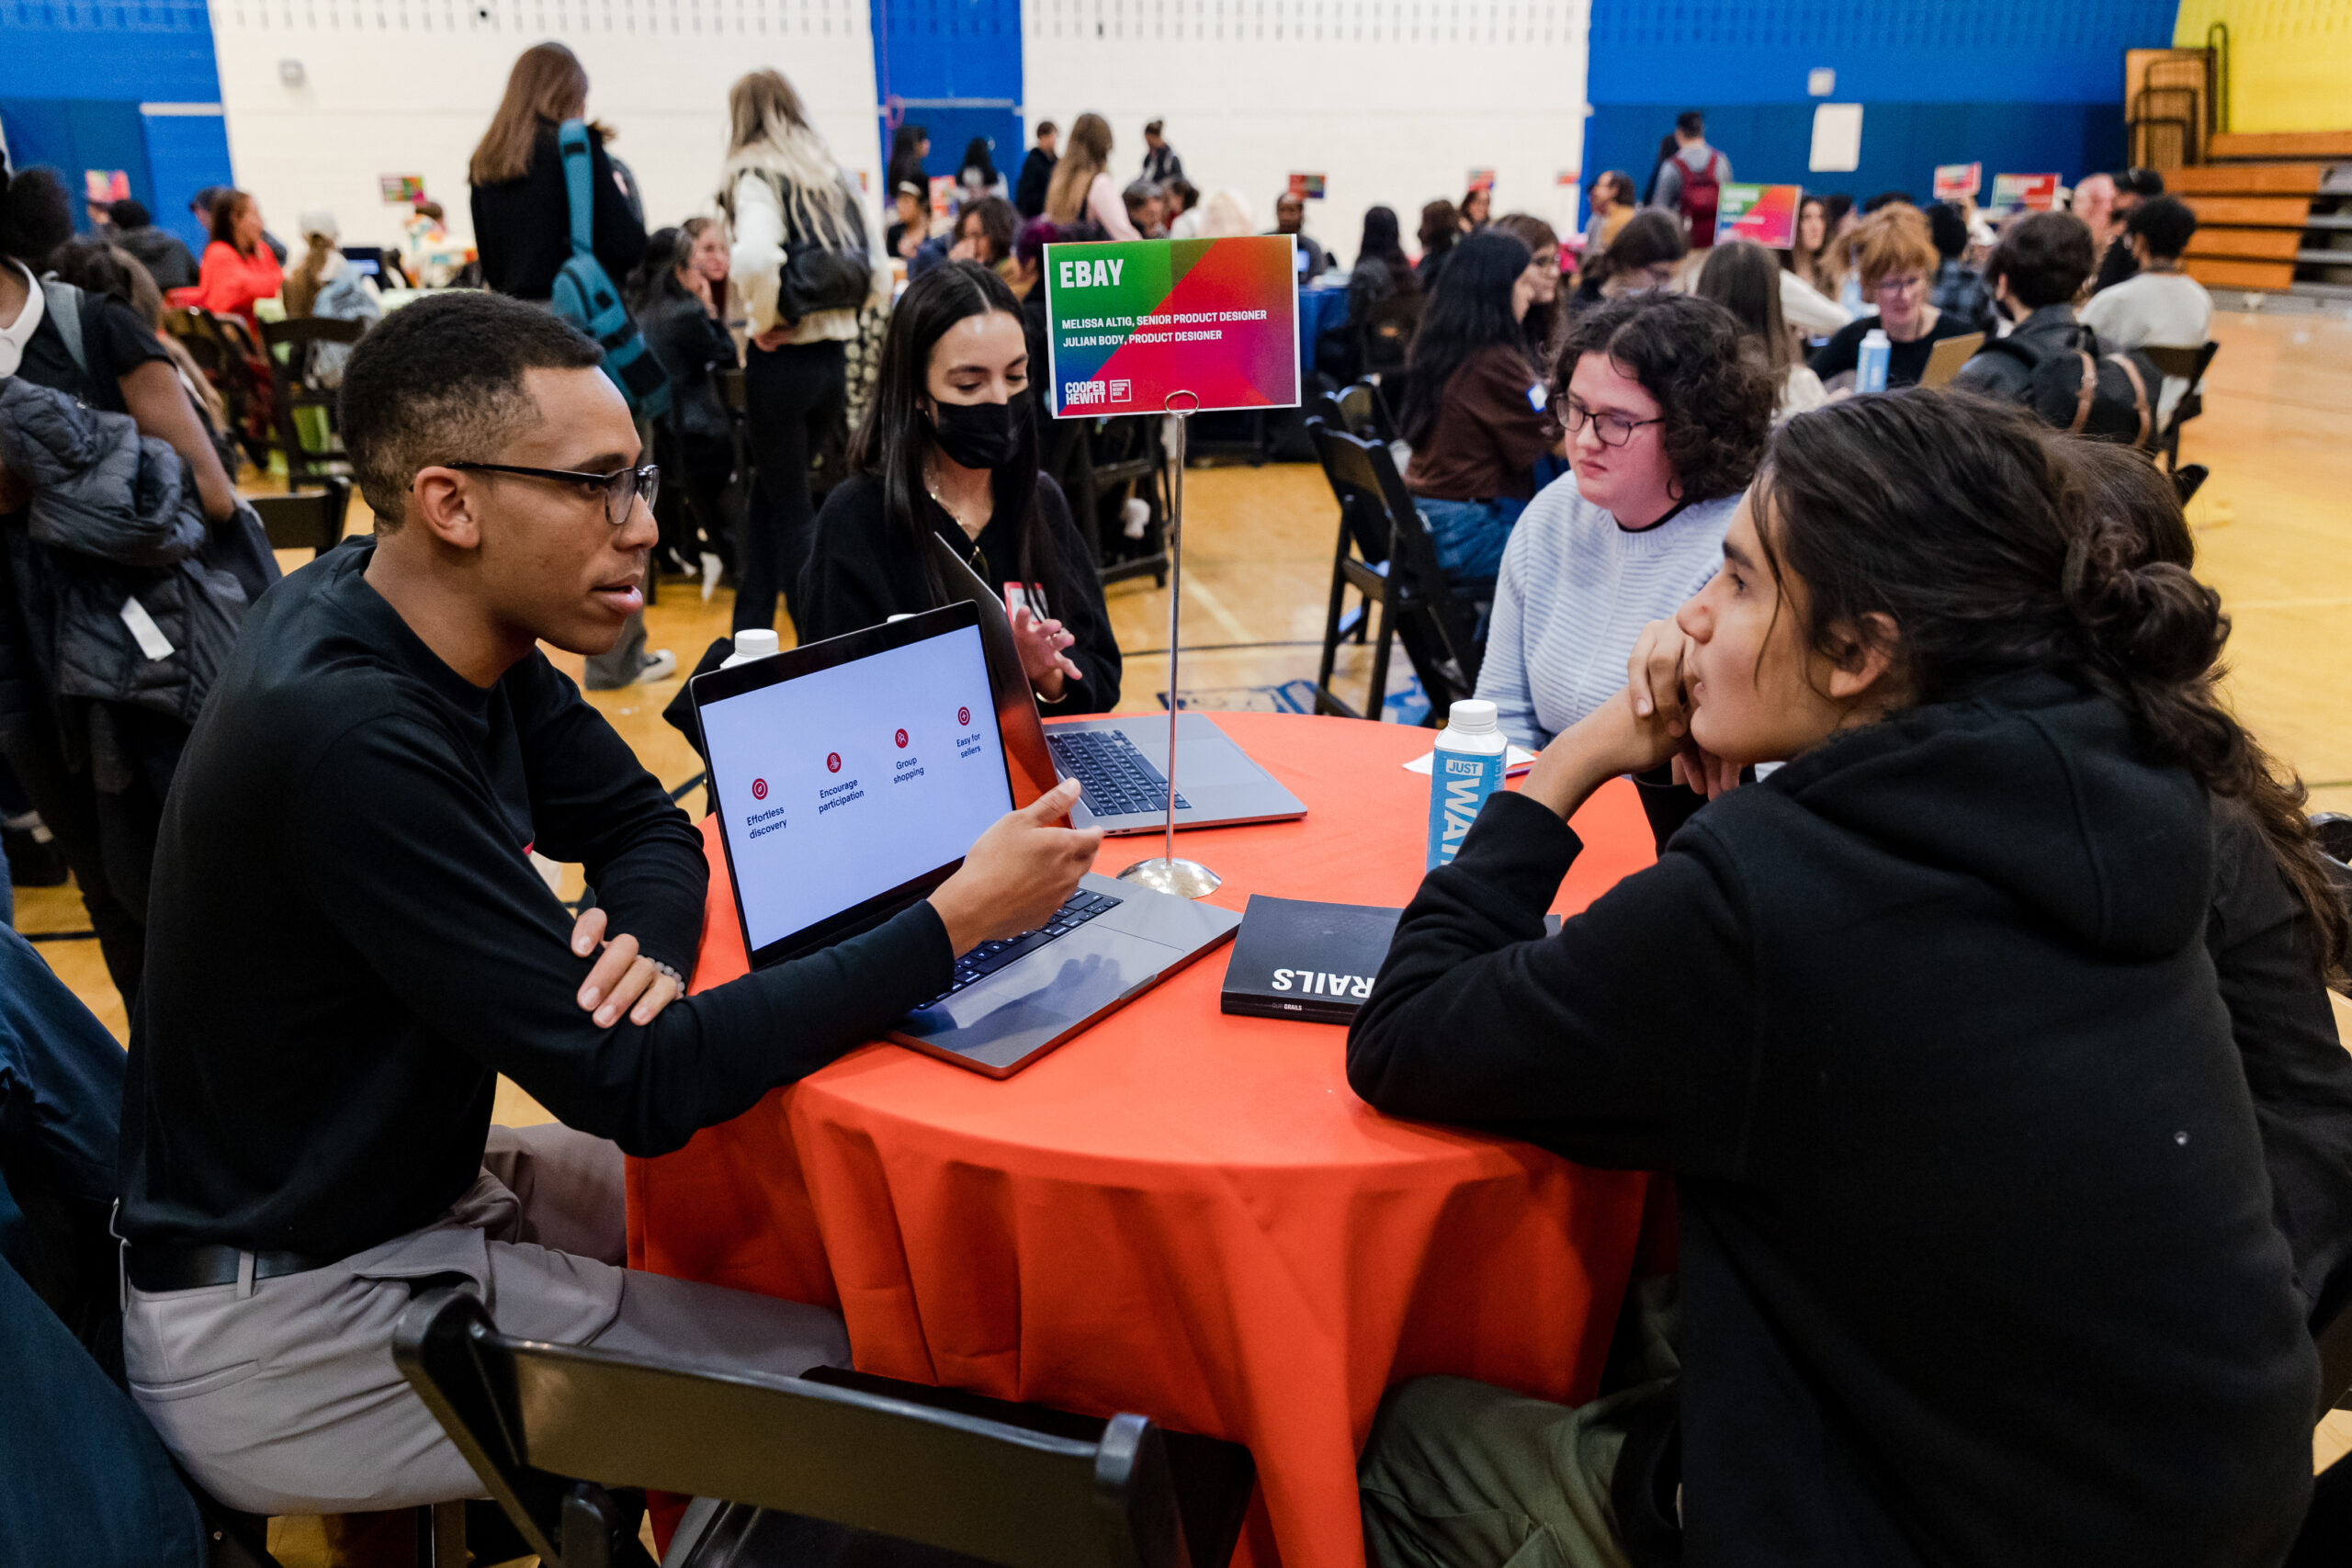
[[799, 261, 1121, 710]]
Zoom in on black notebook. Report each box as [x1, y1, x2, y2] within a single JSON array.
[[1219, 895, 1404, 1024]]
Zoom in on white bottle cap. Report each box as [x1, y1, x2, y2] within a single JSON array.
[[720, 628, 781, 668], [1862, 327, 1889, 344], [1446, 699, 1498, 735]]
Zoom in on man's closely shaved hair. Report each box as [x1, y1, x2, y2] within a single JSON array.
[[338, 291, 605, 525]]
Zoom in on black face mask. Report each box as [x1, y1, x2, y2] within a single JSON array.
[[928, 391, 1028, 470]]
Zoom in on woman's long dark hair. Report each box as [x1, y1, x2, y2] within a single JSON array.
[[1356, 205, 1415, 289], [844, 260, 1084, 619], [1759, 390, 2348, 976], [1578, 209, 1685, 295], [960, 136, 998, 186], [1395, 229, 1532, 449]]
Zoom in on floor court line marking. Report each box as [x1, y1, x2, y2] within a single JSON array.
[[1181, 573, 1258, 643]]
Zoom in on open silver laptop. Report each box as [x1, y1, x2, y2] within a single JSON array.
[[931, 536, 1308, 836], [692, 602, 1240, 1077]]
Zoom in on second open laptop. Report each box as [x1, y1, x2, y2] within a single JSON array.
[[930, 535, 1307, 836], [691, 602, 1240, 1077]]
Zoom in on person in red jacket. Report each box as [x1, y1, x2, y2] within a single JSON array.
[[193, 189, 283, 336]]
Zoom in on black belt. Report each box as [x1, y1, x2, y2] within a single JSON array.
[[124, 1242, 337, 1293]]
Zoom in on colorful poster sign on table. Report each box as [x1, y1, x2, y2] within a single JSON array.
[[1933, 162, 1984, 201], [1990, 174, 2060, 211], [1465, 167, 1497, 192], [85, 169, 130, 205], [1287, 173, 1327, 200], [1044, 235, 1300, 419], [1715, 184, 1802, 249], [379, 174, 425, 204]]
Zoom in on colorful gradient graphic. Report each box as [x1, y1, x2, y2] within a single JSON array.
[[1933, 163, 1984, 200], [1045, 236, 1302, 418], [1717, 184, 1802, 249], [1992, 174, 2061, 212]]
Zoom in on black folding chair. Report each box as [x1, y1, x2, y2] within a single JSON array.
[[1306, 416, 1397, 719], [1307, 424, 1487, 724], [1336, 379, 1401, 448], [393, 1286, 1255, 1568], [167, 307, 271, 471], [1044, 413, 1169, 588], [260, 316, 365, 490], [2140, 340, 2219, 475], [247, 476, 352, 556]]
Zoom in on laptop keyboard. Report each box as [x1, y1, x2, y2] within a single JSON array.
[[1046, 729, 1191, 818], [921, 889, 1125, 1007]]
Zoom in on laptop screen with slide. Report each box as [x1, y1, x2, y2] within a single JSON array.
[[695, 604, 1014, 965]]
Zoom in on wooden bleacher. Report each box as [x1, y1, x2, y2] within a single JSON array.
[[2170, 132, 2352, 296]]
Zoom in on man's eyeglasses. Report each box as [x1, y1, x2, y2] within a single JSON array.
[[444, 461, 661, 527], [1555, 399, 1664, 448]]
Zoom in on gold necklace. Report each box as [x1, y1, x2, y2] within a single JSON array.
[[922, 462, 989, 545]]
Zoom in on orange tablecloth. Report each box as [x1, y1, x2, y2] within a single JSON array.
[[628, 712, 1657, 1568]]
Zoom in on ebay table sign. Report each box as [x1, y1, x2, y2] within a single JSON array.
[[1715, 184, 1802, 249], [1991, 174, 2061, 212], [1933, 162, 1984, 201], [1044, 235, 1301, 418]]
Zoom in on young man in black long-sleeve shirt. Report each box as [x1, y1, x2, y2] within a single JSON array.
[[116, 292, 1099, 1527]]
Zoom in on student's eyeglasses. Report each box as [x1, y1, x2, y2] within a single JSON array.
[[1873, 273, 1928, 299], [444, 461, 661, 527], [1555, 399, 1664, 448]]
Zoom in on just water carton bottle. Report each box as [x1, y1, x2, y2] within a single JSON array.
[[1855, 328, 1892, 394], [1426, 699, 1510, 870]]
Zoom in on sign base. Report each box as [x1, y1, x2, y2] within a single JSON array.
[[1117, 856, 1223, 899]]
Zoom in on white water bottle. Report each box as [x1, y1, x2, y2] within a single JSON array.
[[718, 627, 781, 670], [1426, 699, 1510, 870], [1855, 327, 1892, 394]]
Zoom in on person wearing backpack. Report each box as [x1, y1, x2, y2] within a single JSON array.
[[1649, 110, 1731, 250], [1955, 210, 2164, 449], [0, 158, 251, 1009], [719, 68, 884, 637], [469, 43, 679, 690]]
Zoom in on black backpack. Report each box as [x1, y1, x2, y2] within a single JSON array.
[[1979, 323, 2164, 450]]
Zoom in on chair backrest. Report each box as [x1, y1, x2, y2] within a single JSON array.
[[260, 316, 365, 398], [393, 1288, 1196, 1568], [2138, 341, 2215, 383], [1337, 379, 1401, 447], [248, 478, 352, 554], [1307, 423, 1485, 709]]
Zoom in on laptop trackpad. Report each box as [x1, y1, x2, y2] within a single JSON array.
[[899, 926, 1175, 1042]]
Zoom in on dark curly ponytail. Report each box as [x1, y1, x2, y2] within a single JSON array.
[[1758, 389, 2347, 977], [0, 156, 74, 269]]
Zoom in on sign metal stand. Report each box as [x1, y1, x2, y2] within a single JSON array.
[[1117, 391, 1220, 898]]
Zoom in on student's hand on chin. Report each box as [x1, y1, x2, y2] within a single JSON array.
[[571, 907, 684, 1028], [1521, 686, 1686, 821], [929, 778, 1102, 954]]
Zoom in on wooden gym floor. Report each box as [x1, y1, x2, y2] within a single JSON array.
[[14, 309, 2351, 1551]]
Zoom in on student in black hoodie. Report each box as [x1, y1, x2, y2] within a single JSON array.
[[1350, 390, 2327, 1567]]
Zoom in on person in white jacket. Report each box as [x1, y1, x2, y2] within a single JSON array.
[[719, 68, 888, 634]]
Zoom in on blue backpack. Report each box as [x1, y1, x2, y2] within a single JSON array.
[[548, 119, 670, 419]]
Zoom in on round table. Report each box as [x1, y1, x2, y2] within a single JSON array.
[[628, 712, 1658, 1568]]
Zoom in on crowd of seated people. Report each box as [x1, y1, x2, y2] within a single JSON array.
[[6, 44, 2337, 1568]]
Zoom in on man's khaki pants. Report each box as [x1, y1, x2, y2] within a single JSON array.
[[123, 1124, 851, 1516]]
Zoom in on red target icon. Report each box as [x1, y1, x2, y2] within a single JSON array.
[[895, 728, 910, 749], [751, 778, 768, 800], [957, 705, 970, 727], [826, 752, 842, 773]]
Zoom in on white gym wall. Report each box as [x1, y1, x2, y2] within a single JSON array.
[[1021, 0, 1593, 260], [206, 0, 885, 251]]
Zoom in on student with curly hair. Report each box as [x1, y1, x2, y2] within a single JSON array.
[[1474, 292, 1773, 753]]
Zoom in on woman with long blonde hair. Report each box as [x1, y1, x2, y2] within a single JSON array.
[[718, 67, 881, 633], [1042, 112, 1139, 240], [467, 41, 648, 305]]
